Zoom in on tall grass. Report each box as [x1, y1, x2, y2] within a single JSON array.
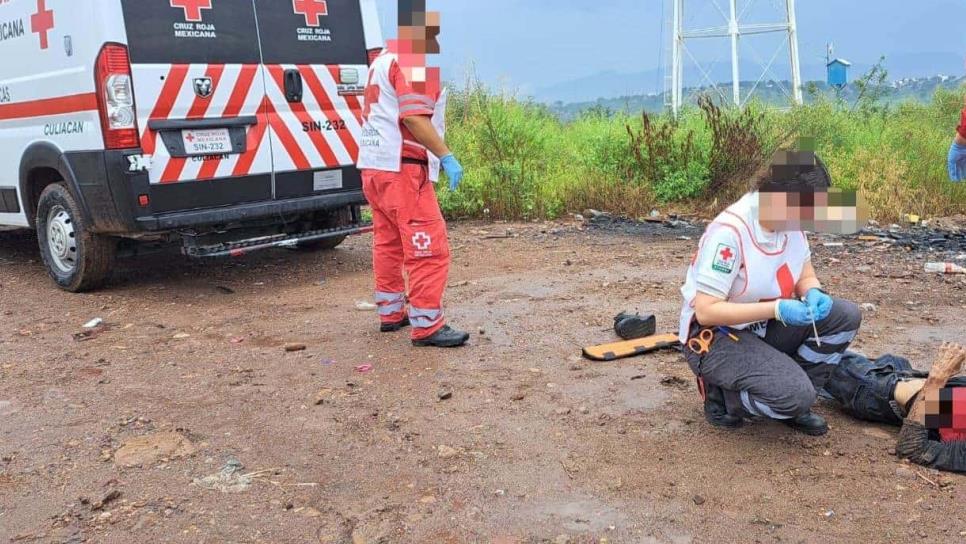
[[439, 79, 966, 222]]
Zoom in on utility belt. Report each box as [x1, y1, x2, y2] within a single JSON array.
[[402, 158, 429, 166]]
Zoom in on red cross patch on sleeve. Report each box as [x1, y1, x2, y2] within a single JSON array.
[[712, 244, 737, 274]]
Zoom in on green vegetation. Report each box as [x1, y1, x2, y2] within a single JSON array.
[[439, 73, 966, 222]]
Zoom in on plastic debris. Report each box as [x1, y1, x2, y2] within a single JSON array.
[[355, 301, 378, 311], [83, 318, 103, 329], [924, 262, 966, 274], [355, 364, 374, 373]]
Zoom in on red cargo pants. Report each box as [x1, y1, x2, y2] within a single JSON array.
[[361, 163, 450, 340]]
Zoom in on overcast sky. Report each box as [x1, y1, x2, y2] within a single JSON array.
[[374, 0, 966, 98]]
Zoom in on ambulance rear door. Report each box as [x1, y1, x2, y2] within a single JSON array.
[[120, 0, 273, 214], [252, 0, 367, 200]]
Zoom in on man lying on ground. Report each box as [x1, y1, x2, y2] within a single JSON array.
[[825, 344, 966, 473], [679, 141, 867, 436]]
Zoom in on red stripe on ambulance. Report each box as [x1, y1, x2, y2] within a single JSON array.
[[266, 65, 339, 167], [0, 93, 98, 121], [142, 65, 189, 156], [300, 65, 359, 159], [328, 65, 364, 126], [197, 64, 260, 180], [160, 64, 226, 183]]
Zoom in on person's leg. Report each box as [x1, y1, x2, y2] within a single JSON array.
[[362, 171, 407, 329], [686, 326, 819, 422], [765, 297, 862, 390], [948, 142, 966, 182], [394, 164, 466, 345]]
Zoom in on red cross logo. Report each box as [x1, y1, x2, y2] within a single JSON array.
[[719, 247, 734, 261], [30, 0, 54, 50], [170, 0, 213, 22], [412, 232, 431, 251], [185, 133, 196, 143], [293, 0, 329, 27]]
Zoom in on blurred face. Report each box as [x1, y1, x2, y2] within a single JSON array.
[[924, 387, 966, 432], [397, 10, 441, 55], [390, 5, 441, 96], [757, 188, 869, 234]]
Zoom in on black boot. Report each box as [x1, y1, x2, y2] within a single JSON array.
[[704, 385, 744, 429], [782, 411, 829, 436], [613, 312, 657, 340], [412, 325, 470, 348], [380, 316, 410, 333]]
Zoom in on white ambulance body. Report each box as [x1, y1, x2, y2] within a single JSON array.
[[0, 0, 382, 291]]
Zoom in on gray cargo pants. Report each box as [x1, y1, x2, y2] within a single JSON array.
[[684, 298, 862, 420]]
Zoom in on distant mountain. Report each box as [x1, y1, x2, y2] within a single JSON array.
[[548, 75, 966, 121], [534, 52, 965, 104]]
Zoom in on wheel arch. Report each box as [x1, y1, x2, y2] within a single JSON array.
[[19, 141, 90, 229]]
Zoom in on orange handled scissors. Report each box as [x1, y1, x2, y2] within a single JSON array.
[[688, 329, 715, 355]]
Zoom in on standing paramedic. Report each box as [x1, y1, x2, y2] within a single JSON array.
[[679, 145, 866, 436], [948, 93, 966, 182], [356, 1, 469, 348]]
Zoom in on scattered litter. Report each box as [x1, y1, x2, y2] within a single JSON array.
[[860, 303, 877, 313], [193, 457, 255, 493], [284, 343, 307, 352], [230, 337, 246, 344], [214, 286, 235, 294], [355, 301, 378, 311], [437, 389, 453, 401], [924, 262, 966, 274], [822, 242, 844, 248], [172, 333, 191, 339], [83, 318, 103, 329], [630, 374, 647, 380], [355, 364, 373, 373], [320, 358, 336, 366]]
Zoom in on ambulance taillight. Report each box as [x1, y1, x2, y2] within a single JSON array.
[[95, 44, 140, 149]]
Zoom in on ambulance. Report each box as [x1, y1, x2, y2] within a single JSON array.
[[0, 0, 382, 291]]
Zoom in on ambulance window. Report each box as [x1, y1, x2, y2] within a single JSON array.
[[254, 0, 368, 65], [121, 0, 261, 64]]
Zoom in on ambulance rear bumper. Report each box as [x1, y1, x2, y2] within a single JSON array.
[[134, 190, 366, 231]]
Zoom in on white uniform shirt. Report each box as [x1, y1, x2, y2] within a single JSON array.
[[678, 192, 812, 342]]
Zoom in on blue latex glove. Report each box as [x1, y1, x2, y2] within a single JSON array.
[[440, 154, 464, 191], [804, 288, 833, 322], [776, 299, 814, 327]]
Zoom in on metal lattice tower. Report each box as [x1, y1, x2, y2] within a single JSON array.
[[668, 0, 803, 115]]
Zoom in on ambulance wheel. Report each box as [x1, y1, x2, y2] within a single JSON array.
[[35, 183, 117, 292], [297, 235, 347, 251]]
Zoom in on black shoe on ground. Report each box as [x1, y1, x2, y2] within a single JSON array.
[[782, 411, 829, 436], [412, 325, 470, 348], [613, 312, 657, 340], [380, 316, 410, 333], [704, 385, 744, 429]]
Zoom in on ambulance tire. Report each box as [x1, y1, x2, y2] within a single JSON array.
[[35, 183, 117, 292], [296, 235, 347, 251]]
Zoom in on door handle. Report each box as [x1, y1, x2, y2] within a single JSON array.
[[283, 69, 303, 103]]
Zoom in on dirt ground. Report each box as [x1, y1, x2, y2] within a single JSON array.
[[2, 220, 966, 544]]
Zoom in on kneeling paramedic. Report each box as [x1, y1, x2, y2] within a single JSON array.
[[679, 145, 866, 436], [357, 3, 469, 348]]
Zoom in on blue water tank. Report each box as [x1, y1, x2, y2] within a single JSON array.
[[827, 58, 851, 88]]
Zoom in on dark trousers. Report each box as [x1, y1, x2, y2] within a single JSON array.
[[684, 298, 862, 419]]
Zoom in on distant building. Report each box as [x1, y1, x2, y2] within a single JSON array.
[[827, 58, 851, 89]]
